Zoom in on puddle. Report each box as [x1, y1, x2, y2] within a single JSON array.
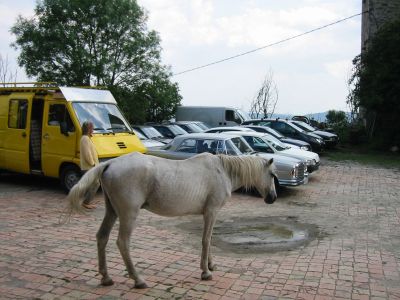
[[177, 216, 319, 254]]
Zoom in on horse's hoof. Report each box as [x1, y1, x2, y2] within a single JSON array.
[[101, 277, 114, 286], [135, 281, 148, 289], [208, 264, 217, 271], [201, 271, 213, 281]]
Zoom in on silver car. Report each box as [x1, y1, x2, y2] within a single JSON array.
[[147, 133, 308, 187], [224, 131, 320, 173]]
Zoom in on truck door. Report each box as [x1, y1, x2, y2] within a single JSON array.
[[41, 101, 77, 177], [225, 109, 243, 126], [4, 93, 33, 173]]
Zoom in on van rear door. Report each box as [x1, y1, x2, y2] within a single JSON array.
[[4, 93, 33, 173]]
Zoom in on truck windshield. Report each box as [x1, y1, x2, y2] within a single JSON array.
[[73, 102, 132, 133], [236, 109, 250, 121]]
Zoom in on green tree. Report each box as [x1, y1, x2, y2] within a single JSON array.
[[326, 110, 348, 126], [11, 0, 181, 122], [348, 19, 400, 148]]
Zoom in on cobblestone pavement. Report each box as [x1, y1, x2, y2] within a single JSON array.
[[1, 158, 400, 299]]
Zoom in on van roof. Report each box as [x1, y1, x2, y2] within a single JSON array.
[[0, 83, 116, 104]]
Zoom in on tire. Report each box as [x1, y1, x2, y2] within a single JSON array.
[[60, 165, 81, 193]]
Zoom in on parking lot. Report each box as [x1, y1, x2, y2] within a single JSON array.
[[1, 157, 400, 299]]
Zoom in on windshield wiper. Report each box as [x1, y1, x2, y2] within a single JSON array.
[[93, 127, 109, 132]]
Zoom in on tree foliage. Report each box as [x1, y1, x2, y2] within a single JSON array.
[[11, 0, 181, 122], [326, 110, 348, 126], [348, 19, 400, 148], [250, 70, 278, 118]]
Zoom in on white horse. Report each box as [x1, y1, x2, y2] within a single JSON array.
[[66, 152, 277, 288]]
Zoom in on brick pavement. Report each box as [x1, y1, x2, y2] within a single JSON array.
[[0, 158, 400, 299]]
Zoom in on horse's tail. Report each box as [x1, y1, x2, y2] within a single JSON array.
[[61, 162, 110, 223]]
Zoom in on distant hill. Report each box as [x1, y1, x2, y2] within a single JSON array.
[[252, 111, 350, 123]]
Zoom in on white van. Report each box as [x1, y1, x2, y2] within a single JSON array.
[[175, 106, 250, 127]]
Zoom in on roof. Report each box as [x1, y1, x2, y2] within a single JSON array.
[[174, 132, 241, 141], [60, 87, 116, 104], [0, 83, 116, 104], [223, 131, 267, 138]]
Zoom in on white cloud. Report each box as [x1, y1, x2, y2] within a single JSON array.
[[324, 60, 352, 79], [1, 0, 362, 113]]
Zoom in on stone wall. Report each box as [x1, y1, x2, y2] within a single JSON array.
[[361, 0, 400, 51]]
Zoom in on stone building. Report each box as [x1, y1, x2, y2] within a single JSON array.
[[361, 0, 400, 51]]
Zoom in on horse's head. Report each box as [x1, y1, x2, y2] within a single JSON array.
[[258, 158, 277, 204]]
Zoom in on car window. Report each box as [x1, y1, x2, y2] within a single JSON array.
[[170, 125, 187, 135], [262, 135, 288, 151], [230, 137, 253, 154], [155, 126, 174, 138], [176, 139, 197, 153], [257, 121, 272, 126], [272, 122, 295, 135], [293, 121, 315, 132], [132, 129, 146, 140], [141, 127, 163, 138]]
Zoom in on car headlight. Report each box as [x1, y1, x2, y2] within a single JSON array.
[[313, 137, 323, 144], [291, 165, 299, 178], [300, 146, 309, 150], [306, 159, 316, 166]]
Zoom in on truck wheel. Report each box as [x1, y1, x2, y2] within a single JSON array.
[[60, 165, 81, 192]]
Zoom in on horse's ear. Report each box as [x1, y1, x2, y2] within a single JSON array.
[[263, 158, 273, 166]]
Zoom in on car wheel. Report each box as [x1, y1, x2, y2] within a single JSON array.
[[60, 165, 81, 193]]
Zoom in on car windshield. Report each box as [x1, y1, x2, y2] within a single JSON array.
[[168, 125, 188, 135], [288, 121, 305, 133], [73, 102, 132, 133], [183, 123, 203, 133], [261, 135, 290, 151], [140, 127, 164, 139], [264, 127, 284, 138], [194, 122, 209, 130], [230, 137, 254, 154], [132, 129, 146, 140], [293, 121, 316, 132]]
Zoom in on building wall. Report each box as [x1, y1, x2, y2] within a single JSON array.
[[361, 0, 400, 51]]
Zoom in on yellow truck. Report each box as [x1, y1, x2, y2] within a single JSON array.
[[0, 83, 146, 190]]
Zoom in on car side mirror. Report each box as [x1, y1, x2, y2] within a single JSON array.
[[60, 121, 69, 136]]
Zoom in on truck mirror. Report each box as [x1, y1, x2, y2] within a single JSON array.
[[60, 121, 69, 136]]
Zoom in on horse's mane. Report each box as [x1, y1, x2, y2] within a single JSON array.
[[216, 155, 266, 189]]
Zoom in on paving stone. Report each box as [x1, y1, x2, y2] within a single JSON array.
[[1, 159, 400, 299]]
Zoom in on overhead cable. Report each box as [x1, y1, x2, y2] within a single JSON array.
[[172, 11, 367, 76]]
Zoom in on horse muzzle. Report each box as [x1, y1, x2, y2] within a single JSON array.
[[264, 192, 277, 204]]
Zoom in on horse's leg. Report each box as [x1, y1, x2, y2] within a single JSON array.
[[96, 195, 117, 286], [117, 211, 148, 289], [201, 210, 217, 280], [208, 243, 216, 271]]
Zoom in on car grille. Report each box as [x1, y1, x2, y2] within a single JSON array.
[[298, 163, 305, 180], [116, 142, 127, 149]]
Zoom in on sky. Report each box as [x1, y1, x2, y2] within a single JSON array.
[[0, 0, 362, 115]]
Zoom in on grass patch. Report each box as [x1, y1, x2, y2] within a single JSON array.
[[323, 146, 400, 169]]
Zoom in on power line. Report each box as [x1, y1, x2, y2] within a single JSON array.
[[172, 11, 367, 77]]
